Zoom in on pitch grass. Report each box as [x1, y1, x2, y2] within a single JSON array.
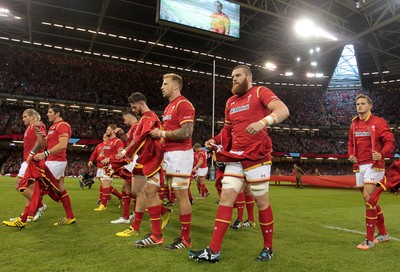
[[1, 177, 399, 272]]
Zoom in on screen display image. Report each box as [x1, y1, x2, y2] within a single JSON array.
[[158, 0, 240, 39]]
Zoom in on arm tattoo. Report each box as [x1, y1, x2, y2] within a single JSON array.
[[170, 123, 194, 140], [31, 141, 41, 153]]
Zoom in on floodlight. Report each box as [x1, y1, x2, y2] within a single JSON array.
[[295, 18, 337, 41], [265, 62, 277, 71]]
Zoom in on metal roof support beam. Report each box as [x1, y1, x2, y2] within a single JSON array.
[[26, 0, 32, 41], [88, 0, 110, 52]]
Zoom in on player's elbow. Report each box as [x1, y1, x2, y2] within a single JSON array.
[[279, 106, 290, 121]]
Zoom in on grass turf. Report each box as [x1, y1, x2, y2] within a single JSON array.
[[1, 177, 399, 272]]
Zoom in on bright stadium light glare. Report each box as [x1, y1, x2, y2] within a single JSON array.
[[296, 57, 301, 62], [265, 62, 277, 71], [0, 8, 10, 13], [294, 19, 314, 38], [311, 61, 317, 66], [294, 19, 338, 41], [285, 71, 293, 76]]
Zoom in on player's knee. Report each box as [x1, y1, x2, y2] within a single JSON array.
[[101, 176, 111, 181], [171, 177, 189, 190], [147, 172, 161, 188], [250, 182, 269, 196], [222, 176, 243, 193]]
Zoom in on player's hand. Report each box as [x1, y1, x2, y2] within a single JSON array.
[[115, 152, 124, 159], [88, 161, 93, 167], [26, 154, 33, 164], [246, 121, 265, 134], [115, 128, 124, 135], [372, 151, 382, 161], [34, 121, 43, 133], [101, 158, 110, 165], [205, 139, 216, 149], [149, 128, 161, 138], [34, 152, 45, 161], [348, 155, 358, 163]]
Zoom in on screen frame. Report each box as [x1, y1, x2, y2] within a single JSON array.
[[156, 0, 240, 41]]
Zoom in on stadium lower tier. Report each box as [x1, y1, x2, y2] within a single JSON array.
[[269, 175, 355, 187]]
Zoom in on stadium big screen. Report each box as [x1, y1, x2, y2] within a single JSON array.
[[157, 0, 240, 39]]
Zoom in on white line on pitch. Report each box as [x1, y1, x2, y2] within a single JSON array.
[[323, 225, 400, 242]]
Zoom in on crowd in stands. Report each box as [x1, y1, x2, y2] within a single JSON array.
[[2, 45, 400, 128], [272, 161, 354, 176], [1, 45, 400, 177], [0, 147, 361, 177], [270, 132, 348, 154], [0, 104, 125, 139], [0, 148, 90, 177], [0, 149, 22, 176]]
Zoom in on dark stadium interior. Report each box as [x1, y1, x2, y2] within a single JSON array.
[[0, 0, 400, 176], [1, 0, 400, 85]]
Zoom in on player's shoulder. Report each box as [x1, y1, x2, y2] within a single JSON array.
[[226, 95, 238, 105], [371, 114, 387, 123], [176, 96, 194, 109], [56, 121, 71, 130]]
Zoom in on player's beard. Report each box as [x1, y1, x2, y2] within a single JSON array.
[[231, 81, 248, 96], [137, 107, 143, 117]]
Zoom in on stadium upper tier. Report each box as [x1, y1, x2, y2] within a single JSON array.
[[1, 46, 400, 132]]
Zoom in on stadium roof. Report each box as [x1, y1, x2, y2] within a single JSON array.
[[1, 0, 400, 88]]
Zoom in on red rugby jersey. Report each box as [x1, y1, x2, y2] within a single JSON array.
[[23, 123, 46, 161], [47, 121, 71, 161], [162, 95, 195, 152]]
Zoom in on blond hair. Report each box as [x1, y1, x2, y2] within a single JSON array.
[[163, 73, 183, 91], [23, 108, 41, 122], [356, 94, 372, 104]]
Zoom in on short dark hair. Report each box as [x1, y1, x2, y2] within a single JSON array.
[[108, 124, 117, 130], [193, 143, 201, 149], [49, 104, 65, 118], [128, 92, 147, 104], [123, 110, 136, 117]]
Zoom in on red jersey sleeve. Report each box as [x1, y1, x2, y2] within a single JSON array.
[[115, 138, 124, 151], [176, 100, 195, 125], [90, 145, 100, 162], [376, 118, 395, 157], [38, 123, 46, 136], [258, 86, 279, 108], [57, 123, 71, 139], [347, 123, 355, 156], [199, 150, 207, 168]]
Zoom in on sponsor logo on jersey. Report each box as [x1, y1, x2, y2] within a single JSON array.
[[163, 114, 172, 121], [230, 103, 250, 114], [355, 131, 371, 137]]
